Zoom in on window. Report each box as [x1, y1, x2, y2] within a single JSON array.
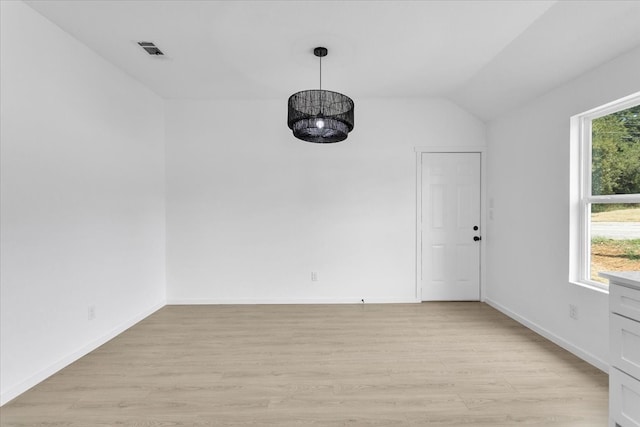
[[571, 93, 640, 290]]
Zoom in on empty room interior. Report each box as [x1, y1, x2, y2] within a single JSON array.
[[2, 0, 640, 425]]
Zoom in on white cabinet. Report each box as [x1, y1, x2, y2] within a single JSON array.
[[610, 367, 640, 427], [604, 272, 640, 427], [610, 310, 640, 382]]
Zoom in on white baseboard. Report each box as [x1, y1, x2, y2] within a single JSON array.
[[167, 297, 420, 305], [0, 300, 165, 406], [484, 298, 609, 373]]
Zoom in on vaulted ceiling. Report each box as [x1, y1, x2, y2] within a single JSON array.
[[24, 0, 640, 120]]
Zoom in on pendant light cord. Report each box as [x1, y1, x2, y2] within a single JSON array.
[[319, 53, 323, 116], [319, 54, 322, 92]]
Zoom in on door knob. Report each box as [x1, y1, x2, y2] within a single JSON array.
[[473, 236, 481, 241]]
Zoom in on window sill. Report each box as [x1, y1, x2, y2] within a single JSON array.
[[569, 280, 609, 294]]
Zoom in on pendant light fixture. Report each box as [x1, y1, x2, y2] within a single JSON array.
[[287, 47, 354, 143]]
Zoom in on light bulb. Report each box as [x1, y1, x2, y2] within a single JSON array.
[[316, 119, 325, 129]]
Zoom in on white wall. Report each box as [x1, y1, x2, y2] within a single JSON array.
[[166, 98, 485, 303], [0, 2, 166, 404], [485, 46, 640, 371]]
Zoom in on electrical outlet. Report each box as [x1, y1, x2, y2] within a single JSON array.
[[88, 305, 96, 321], [311, 272, 318, 282], [569, 304, 578, 320]]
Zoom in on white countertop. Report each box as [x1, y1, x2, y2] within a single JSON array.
[[600, 271, 640, 290]]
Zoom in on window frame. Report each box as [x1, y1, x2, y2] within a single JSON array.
[[570, 92, 640, 291]]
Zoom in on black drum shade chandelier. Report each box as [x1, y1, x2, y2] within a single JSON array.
[[287, 47, 354, 143]]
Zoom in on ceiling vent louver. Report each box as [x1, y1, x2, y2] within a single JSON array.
[[138, 41, 163, 56]]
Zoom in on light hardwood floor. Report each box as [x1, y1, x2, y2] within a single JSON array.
[[0, 303, 608, 426]]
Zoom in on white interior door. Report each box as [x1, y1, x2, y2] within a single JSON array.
[[421, 152, 481, 301]]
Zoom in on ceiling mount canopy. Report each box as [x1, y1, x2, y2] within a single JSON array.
[[287, 47, 354, 143]]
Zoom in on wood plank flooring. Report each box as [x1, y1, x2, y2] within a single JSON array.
[[0, 302, 608, 426]]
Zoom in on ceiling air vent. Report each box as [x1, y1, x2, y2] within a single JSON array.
[[138, 41, 164, 56]]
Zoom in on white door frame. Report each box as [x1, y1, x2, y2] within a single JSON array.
[[415, 146, 487, 302]]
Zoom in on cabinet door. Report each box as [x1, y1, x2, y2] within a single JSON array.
[[611, 284, 640, 321], [611, 313, 640, 381], [610, 368, 640, 427]]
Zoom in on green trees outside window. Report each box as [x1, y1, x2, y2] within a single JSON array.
[[592, 105, 640, 199]]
